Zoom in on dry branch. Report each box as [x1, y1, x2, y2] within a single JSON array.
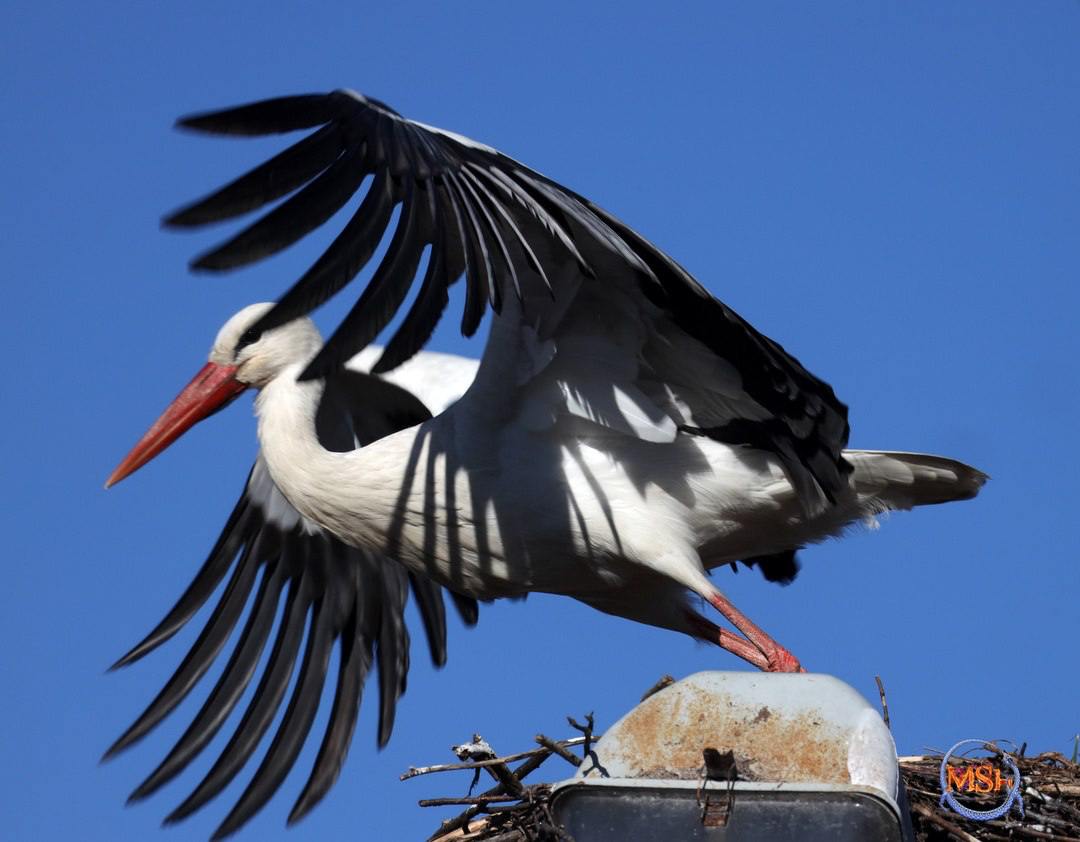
[[402, 738, 589, 781], [412, 731, 593, 842]]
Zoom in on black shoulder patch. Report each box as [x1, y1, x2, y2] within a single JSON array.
[[316, 368, 433, 451]]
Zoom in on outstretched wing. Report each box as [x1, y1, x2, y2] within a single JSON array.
[[167, 89, 848, 510], [106, 376, 478, 838]]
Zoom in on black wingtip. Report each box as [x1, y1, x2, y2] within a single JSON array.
[[174, 94, 340, 138], [125, 760, 176, 805], [162, 800, 196, 828], [175, 111, 214, 131], [210, 816, 242, 841], [375, 702, 394, 750], [101, 730, 134, 763], [125, 784, 152, 806], [161, 812, 183, 829], [376, 696, 397, 750], [189, 249, 240, 273], [450, 594, 480, 628], [174, 114, 205, 133], [286, 798, 315, 828], [109, 624, 169, 672], [174, 110, 257, 137], [161, 205, 204, 230], [209, 775, 285, 842], [107, 641, 148, 672]]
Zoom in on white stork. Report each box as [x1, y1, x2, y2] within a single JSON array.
[[107, 90, 986, 835]]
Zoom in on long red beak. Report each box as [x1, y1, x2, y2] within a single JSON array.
[[105, 362, 248, 488]]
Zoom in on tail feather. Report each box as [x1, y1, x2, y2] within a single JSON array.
[[843, 450, 988, 511]]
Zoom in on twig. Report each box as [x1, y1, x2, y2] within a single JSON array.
[[483, 801, 538, 814], [911, 801, 982, 842], [903, 780, 944, 794], [874, 675, 890, 730], [402, 738, 590, 781], [504, 746, 557, 785], [982, 822, 1080, 841], [480, 832, 527, 842], [419, 793, 529, 808], [1014, 808, 1078, 831], [426, 745, 565, 840], [536, 734, 583, 767], [488, 764, 524, 798], [641, 675, 675, 701], [567, 713, 595, 760], [429, 804, 488, 841]]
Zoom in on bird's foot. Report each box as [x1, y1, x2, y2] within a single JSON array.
[[700, 590, 808, 674], [720, 626, 805, 672], [762, 643, 804, 673], [685, 611, 805, 673]]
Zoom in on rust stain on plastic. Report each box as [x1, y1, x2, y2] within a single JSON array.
[[598, 683, 849, 783]]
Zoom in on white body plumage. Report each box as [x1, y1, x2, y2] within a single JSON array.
[[247, 306, 984, 639]]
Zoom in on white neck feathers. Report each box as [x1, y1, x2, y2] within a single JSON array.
[[254, 364, 408, 551]]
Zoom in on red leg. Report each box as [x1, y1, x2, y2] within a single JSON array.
[[684, 598, 804, 673], [684, 612, 769, 669], [707, 591, 804, 672]]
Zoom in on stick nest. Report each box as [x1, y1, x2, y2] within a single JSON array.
[[901, 748, 1080, 841], [403, 677, 1078, 841]]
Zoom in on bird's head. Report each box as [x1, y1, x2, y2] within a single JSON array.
[[212, 302, 322, 388], [105, 303, 321, 488]]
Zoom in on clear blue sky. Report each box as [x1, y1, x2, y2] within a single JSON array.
[[3, 3, 1078, 840]]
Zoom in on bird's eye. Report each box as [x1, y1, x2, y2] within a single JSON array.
[[236, 327, 262, 353]]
